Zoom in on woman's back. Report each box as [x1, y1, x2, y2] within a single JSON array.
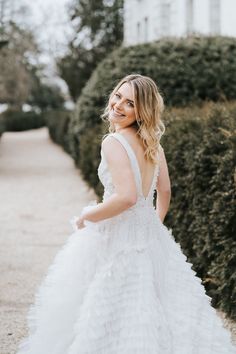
[[111, 128, 157, 200]]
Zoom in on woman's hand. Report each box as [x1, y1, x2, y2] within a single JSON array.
[[76, 215, 86, 229]]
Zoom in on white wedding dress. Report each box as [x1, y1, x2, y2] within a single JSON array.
[[17, 132, 235, 354]]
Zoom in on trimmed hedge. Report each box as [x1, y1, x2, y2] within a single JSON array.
[[163, 103, 236, 319], [45, 109, 107, 197], [68, 36, 236, 182], [45, 110, 72, 154], [0, 115, 5, 138], [1, 109, 45, 132]]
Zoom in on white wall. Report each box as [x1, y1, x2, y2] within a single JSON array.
[[194, 0, 210, 34], [221, 0, 236, 37], [124, 0, 236, 46]]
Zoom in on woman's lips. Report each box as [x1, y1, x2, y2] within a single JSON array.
[[110, 109, 125, 118]]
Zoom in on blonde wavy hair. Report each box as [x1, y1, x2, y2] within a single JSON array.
[[101, 74, 165, 165]]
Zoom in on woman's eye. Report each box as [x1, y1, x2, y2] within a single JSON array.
[[115, 93, 120, 98], [127, 102, 134, 107]]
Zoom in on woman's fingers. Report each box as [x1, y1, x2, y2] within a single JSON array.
[[76, 217, 85, 229]]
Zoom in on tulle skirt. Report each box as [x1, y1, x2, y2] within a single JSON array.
[[17, 203, 236, 354]]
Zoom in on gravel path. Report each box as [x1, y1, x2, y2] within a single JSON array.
[[0, 128, 235, 354], [0, 128, 97, 354]]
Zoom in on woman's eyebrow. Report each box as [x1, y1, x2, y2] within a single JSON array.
[[117, 91, 134, 103]]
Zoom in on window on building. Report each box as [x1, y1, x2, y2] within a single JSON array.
[[144, 17, 148, 42], [137, 22, 141, 43], [186, 0, 194, 34], [161, 2, 171, 36], [209, 0, 221, 34]]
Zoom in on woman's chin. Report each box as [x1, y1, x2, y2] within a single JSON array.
[[108, 115, 121, 123]]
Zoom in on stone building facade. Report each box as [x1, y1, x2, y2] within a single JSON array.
[[124, 0, 236, 45]]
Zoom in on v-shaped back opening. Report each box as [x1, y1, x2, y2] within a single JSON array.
[[112, 132, 157, 200]]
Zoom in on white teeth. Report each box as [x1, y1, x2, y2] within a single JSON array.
[[113, 109, 124, 116]]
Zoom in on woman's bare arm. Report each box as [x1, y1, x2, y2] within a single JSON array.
[[79, 136, 138, 223], [156, 146, 171, 223]]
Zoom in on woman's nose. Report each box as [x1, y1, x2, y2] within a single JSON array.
[[114, 100, 123, 110]]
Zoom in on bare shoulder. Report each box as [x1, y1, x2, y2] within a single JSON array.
[[101, 134, 121, 152], [119, 130, 144, 152], [158, 143, 165, 157], [120, 130, 139, 144], [101, 134, 129, 165]]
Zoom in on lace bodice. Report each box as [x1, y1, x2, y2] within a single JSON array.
[[98, 132, 160, 207]]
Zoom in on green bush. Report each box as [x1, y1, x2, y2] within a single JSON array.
[[2, 109, 45, 132], [163, 103, 236, 319], [68, 36, 236, 183], [0, 115, 5, 137], [45, 110, 72, 154]]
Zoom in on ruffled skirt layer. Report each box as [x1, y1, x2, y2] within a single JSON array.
[[17, 204, 236, 354]]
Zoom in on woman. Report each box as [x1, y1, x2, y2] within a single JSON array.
[[17, 74, 235, 353]]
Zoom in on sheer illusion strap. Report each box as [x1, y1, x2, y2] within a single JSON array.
[[109, 133, 143, 196]]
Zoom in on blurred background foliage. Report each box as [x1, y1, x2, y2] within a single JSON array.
[[57, 0, 124, 101], [0, 19, 65, 133], [163, 103, 236, 319]]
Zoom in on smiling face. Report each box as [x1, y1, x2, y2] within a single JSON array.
[[108, 82, 137, 130]]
